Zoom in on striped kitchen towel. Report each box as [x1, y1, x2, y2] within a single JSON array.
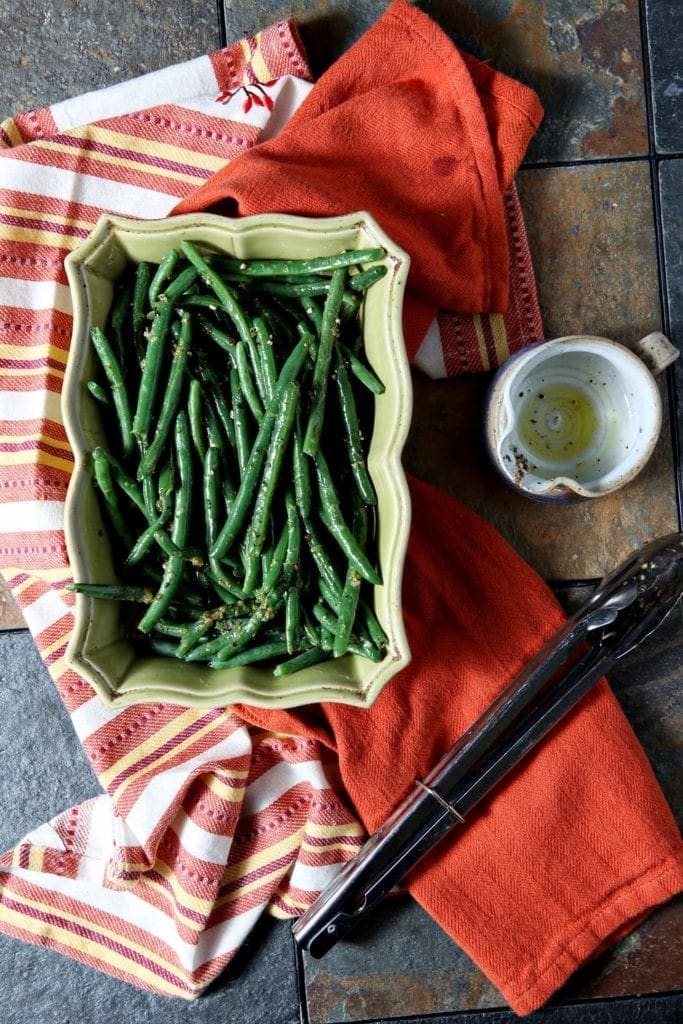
[[0, 21, 366, 998], [0, 16, 543, 998]]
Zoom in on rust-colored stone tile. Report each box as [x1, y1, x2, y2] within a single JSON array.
[[562, 897, 683, 1000], [423, 0, 648, 161], [517, 161, 662, 346], [404, 372, 678, 581], [302, 896, 504, 1024], [0, 575, 26, 630]]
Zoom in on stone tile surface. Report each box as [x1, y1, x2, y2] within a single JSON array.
[[0, 0, 221, 117], [645, 0, 683, 153], [221, 0, 649, 163], [0, 575, 25, 629], [658, 158, 683, 490], [0, 2, 680, 1024], [0, 631, 301, 1024], [420, 0, 648, 163], [301, 599, 683, 1022], [404, 371, 678, 582], [517, 161, 662, 346], [222, 0, 392, 77], [420, 157, 676, 579]]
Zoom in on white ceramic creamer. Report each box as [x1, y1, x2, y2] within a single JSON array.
[[484, 332, 678, 501]]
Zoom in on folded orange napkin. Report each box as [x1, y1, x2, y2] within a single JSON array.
[[175, 1, 683, 1014], [174, 0, 543, 360]]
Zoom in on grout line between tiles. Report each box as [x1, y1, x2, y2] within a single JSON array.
[[637, 0, 683, 530], [216, 0, 227, 48], [294, 938, 311, 1024], [521, 153, 650, 172]]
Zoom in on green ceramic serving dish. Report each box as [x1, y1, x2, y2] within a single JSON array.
[[62, 211, 412, 709]]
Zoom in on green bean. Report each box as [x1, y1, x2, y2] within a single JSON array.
[[222, 474, 236, 516], [132, 262, 152, 364], [348, 264, 387, 291], [204, 401, 223, 450], [292, 428, 312, 518], [90, 327, 135, 456], [303, 267, 346, 457], [263, 522, 289, 592], [210, 334, 309, 560], [230, 367, 250, 478], [252, 316, 277, 404], [179, 293, 222, 311], [179, 241, 254, 346], [137, 311, 192, 479], [342, 344, 385, 395], [125, 504, 173, 567], [302, 517, 344, 603], [272, 646, 326, 676], [212, 584, 286, 661], [314, 451, 381, 585], [153, 619, 189, 638], [361, 600, 388, 649], [256, 298, 298, 345], [220, 248, 385, 278], [132, 300, 173, 442], [149, 250, 180, 305], [87, 380, 110, 405], [136, 413, 193, 632], [210, 639, 289, 669], [207, 554, 246, 600], [79, 243, 390, 668], [176, 606, 227, 659], [171, 412, 193, 548], [197, 314, 237, 359], [334, 347, 376, 506], [99, 449, 146, 515], [235, 340, 264, 423], [196, 357, 236, 450], [91, 446, 134, 547], [139, 466, 158, 520], [303, 619, 322, 649], [137, 552, 184, 633], [332, 568, 362, 658], [161, 265, 200, 305], [203, 444, 221, 551], [110, 275, 134, 370], [319, 575, 342, 615], [66, 582, 153, 602], [319, 624, 335, 652], [188, 377, 207, 460], [148, 638, 180, 658], [283, 496, 301, 582], [252, 278, 331, 298], [300, 295, 323, 334], [312, 600, 381, 661], [127, 461, 181, 562], [340, 290, 360, 320], [242, 383, 300, 593], [184, 622, 242, 662], [285, 587, 301, 654]]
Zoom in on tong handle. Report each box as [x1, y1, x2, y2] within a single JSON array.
[[294, 641, 614, 959]]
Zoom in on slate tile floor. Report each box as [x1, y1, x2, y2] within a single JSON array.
[[0, 2, 680, 1023]]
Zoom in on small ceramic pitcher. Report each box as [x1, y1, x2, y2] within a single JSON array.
[[484, 332, 679, 502]]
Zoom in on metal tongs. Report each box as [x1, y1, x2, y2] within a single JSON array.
[[293, 532, 683, 958]]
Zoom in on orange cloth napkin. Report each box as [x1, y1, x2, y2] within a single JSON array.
[[174, 0, 543, 358], [244, 477, 683, 1014], [174, 1, 683, 1015]]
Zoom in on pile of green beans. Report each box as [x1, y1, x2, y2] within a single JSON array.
[[68, 240, 390, 675]]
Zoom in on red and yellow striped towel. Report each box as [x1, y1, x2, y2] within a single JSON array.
[[0, 16, 542, 1000]]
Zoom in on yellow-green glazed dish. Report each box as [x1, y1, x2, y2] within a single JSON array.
[[62, 211, 412, 709]]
